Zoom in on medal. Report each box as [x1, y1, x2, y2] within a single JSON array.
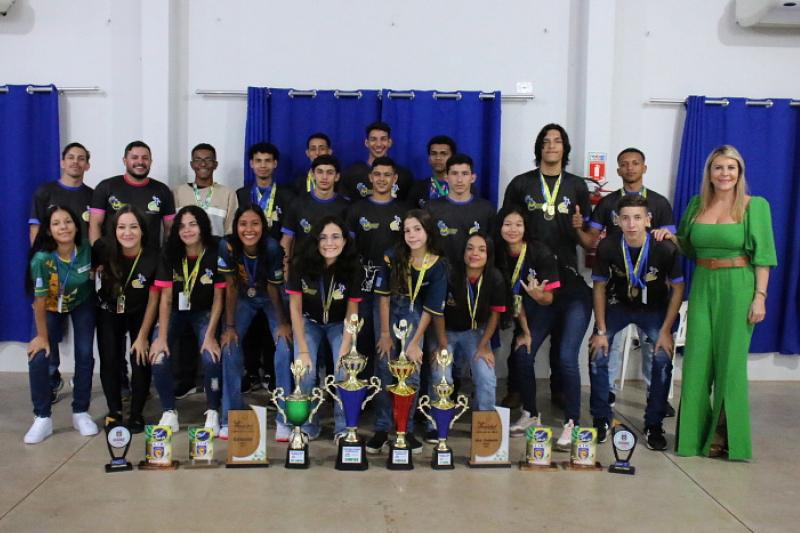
[[513, 294, 523, 317], [117, 250, 142, 315], [243, 254, 258, 298], [247, 287, 256, 298], [252, 183, 277, 228], [510, 244, 527, 314], [407, 253, 431, 312], [543, 206, 555, 221], [192, 183, 214, 210], [540, 172, 561, 223], [466, 275, 483, 330], [621, 234, 649, 302], [629, 287, 639, 299], [321, 274, 336, 325], [180, 250, 206, 311]]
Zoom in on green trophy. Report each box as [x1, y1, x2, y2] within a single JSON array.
[[386, 319, 419, 470], [270, 360, 325, 469]]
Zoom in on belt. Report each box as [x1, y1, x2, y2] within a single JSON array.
[[696, 256, 749, 269]]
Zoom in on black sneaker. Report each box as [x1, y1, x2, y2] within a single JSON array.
[[424, 429, 438, 444], [665, 401, 676, 418], [175, 384, 200, 400], [365, 431, 389, 454], [608, 391, 616, 407], [645, 425, 668, 450], [405, 434, 424, 455], [127, 414, 145, 434], [50, 377, 64, 405], [594, 418, 609, 443]]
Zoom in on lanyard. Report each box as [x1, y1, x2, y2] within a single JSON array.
[[243, 254, 258, 288], [119, 250, 142, 296], [510, 244, 527, 295], [429, 176, 448, 199], [192, 183, 214, 210], [252, 184, 277, 226], [305, 170, 315, 193], [621, 234, 649, 297], [620, 187, 647, 199], [181, 249, 206, 297], [320, 274, 336, 324], [407, 253, 431, 311], [53, 248, 77, 297], [540, 172, 562, 213], [466, 275, 484, 330]]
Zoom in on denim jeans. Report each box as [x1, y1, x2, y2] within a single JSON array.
[[373, 296, 423, 433], [607, 326, 653, 391], [28, 296, 96, 417], [152, 310, 221, 412], [519, 283, 592, 423], [588, 306, 673, 428], [221, 295, 292, 426], [432, 328, 497, 411], [295, 317, 345, 436]]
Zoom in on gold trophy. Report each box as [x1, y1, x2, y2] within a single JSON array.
[[386, 319, 418, 470], [271, 360, 325, 469], [418, 349, 469, 469]]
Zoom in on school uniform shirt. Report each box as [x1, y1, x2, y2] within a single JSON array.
[[426, 196, 496, 266], [30, 242, 93, 313], [591, 234, 683, 312], [589, 188, 676, 236], [93, 241, 159, 314], [29, 181, 94, 238], [285, 267, 363, 324], [154, 245, 227, 312], [345, 197, 408, 292], [217, 236, 284, 298], [281, 191, 350, 245], [90, 175, 176, 243], [444, 266, 507, 332], [407, 178, 478, 210], [235, 182, 295, 241], [373, 251, 448, 316], [339, 162, 413, 202], [502, 169, 591, 290], [174, 182, 238, 237], [291, 169, 315, 196], [500, 240, 562, 302]]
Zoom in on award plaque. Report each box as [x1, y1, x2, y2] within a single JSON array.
[[386, 320, 418, 471], [608, 424, 637, 475], [185, 427, 220, 468], [563, 426, 602, 471], [323, 315, 381, 471], [519, 426, 559, 471], [469, 406, 511, 468], [272, 360, 326, 469], [138, 425, 179, 470], [226, 405, 269, 468], [104, 421, 133, 473]]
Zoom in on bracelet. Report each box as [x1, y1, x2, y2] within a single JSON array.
[[755, 289, 767, 298], [594, 330, 607, 336]]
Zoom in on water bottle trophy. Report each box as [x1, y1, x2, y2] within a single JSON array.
[[386, 319, 419, 470], [270, 360, 325, 469], [418, 349, 469, 469], [323, 314, 382, 471]]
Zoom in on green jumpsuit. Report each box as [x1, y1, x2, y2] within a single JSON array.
[[675, 196, 776, 461]]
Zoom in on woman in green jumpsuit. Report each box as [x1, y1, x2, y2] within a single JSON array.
[[654, 145, 776, 461]]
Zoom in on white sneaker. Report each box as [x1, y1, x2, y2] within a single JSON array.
[[72, 412, 99, 436], [203, 410, 220, 436], [555, 419, 575, 451], [24, 416, 53, 444], [158, 410, 180, 434], [509, 410, 542, 437], [218, 426, 228, 440], [275, 423, 291, 442]]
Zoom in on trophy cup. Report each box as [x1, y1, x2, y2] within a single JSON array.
[[323, 314, 381, 471], [104, 419, 133, 473], [386, 319, 419, 470], [271, 360, 326, 469], [608, 423, 637, 475], [418, 350, 469, 470]]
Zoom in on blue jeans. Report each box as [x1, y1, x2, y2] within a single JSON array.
[[295, 318, 345, 436], [519, 284, 592, 423], [222, 295, 292, 426], [607, 326, 653, 391], [373, 297, 422, 433], [588, 306, 673, 428], [28, 296, 96, 417], [152, 310, 221, 412], [432, 328, 497, 411]]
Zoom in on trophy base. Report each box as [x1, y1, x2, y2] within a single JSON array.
[[105, 461, 133, 473], [137, 460, 180, 470], [431, 449, 454, 470], [336, 440, 369, 471], [386, 444, 414, 470], [608, 462, 636, 475], [519, 461, 559, 471], [184, 459, 221, 469], [225, 460, 270, 468], [286, 445, 310, 469], [562, 461, 603, 471], [468, 460, 512, 468]]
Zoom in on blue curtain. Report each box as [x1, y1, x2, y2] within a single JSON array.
[[243, 87, 271, 188], [0, 85, 61, 342], [381, 90, 502, 205], [673, 95, 800, 354]]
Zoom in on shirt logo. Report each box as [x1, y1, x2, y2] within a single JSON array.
[[300, 219, 312, 234], [356, 183, 372, 197], [389, 216, 401, 231], [147, 196, 162, 213], [131, 274, 147, 289], [644, 266, 659, 282], [527, 267, 537, 283], [468, 221, 480, 235], [332, 282, 346, 300], [359, 217, 379, 231], [558, 196, 571, 214], [301, 279, 318, 295], [437, 220, 458, 237], [200, 269, 213, 285], [109, 195, 126, 211], [35, 277, 44, 288]]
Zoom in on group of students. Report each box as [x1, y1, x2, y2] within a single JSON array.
[[24, 122, 775, 462]]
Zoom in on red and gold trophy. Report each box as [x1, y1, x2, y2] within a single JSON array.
[[386, 319, 418, 470]]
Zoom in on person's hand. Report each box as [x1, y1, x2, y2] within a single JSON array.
[[407, 342, 423, 366], [149, 336, 169, 363], [275, 322, 293, 344], [376, 332, 393, 359], [202, 335, 221, 362], [514, 332, 532, 353], [655, 330, 675, 359], [27, 336, 49, 360], [589, 334, 609, 360], [131, 335, 150, 366], [748, 295, 767, 324], [651, 228, 674, 242], [221, 327, 238, 348], [571, 205, 583, 229], [520, 277, 548, 304], [297, 351, 312, 370], [474, 343, 495, 368]]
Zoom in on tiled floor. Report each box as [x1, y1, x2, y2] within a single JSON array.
[[0, 372, 797, 532]]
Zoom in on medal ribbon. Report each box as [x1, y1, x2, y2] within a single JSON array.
[[429, 176, 448, 199], [119, 249, 142, 298], [539, 172, 562, 214], [407, 253, 431, 310], [252, 183, 277, 225], [510, 244, 527, 295], [320, 273, 336, 324], [620, 186, 647, 199], [466, 275, 484, 330], [243, 254, 258, 291], [306, 170, 315, 193], [53, 248, 77, 299], [621, 234, 649, 297], [181, 249, 206, 298], [192, 183, 214, 210]]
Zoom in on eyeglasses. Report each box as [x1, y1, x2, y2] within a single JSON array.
[[191, 157, 216, 165], [318, 234, 344, 243]]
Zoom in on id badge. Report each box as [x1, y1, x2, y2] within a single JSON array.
[[513, 294, 523, 317], [178, 292, 191, 311], [642, 286, 648, 305], [57, 295, 64, 313], [116, 294, 126, 314], [95, 273, 102, 292]]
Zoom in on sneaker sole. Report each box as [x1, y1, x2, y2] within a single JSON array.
[[365, 443, 387, 454]]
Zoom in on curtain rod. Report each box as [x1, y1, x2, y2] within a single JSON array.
[[195, 89, 534, 101], [649, 97, 800, 107], [0, 86, 101, 94]]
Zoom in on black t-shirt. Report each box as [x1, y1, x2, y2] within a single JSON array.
[[30, 181, 94, 238], [374, 252, 448, 316], [502, 169, 590, 289], [281, 192, 350, 245], [426, 196, 496, 266], [286, 267, 363, 324], [592, 235, 683, 312], [154, 244, 226, 312], [93, 241, 159, 314], [90, 175, 176, 243], [444, 266, 507, 331], [235, 182, 296, 242], [589, 188, 675, 235], [498, 240, 562, 301], [290, 170, 314, 197], [407, 177, 478, 210], [217, 236, 284, 297], [339, 162, 413, 202], [346, 197, 408, 292]]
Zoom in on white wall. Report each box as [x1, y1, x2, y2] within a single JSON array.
[[1, 0, 798, 379]]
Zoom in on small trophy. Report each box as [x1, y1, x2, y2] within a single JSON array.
[[186, 427, 219, 468], [323, 314, 381, 471], [608, 423, 637, 475], [138, 425, 179, 470], [271, 360, 326, 469], [520, 426, 558, 471], [563, 426, 602, 471], [104, 419, 133, 473], [418, 350, 469, 470], [386, 319, 418, 470]]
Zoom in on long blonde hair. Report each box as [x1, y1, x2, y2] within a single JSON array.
[[698, 144, 749, 222]]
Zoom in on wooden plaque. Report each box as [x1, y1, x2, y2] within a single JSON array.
[[469, 407, 511, 467], [226, 405, 269, 468]]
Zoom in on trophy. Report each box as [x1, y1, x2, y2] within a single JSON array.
[[563, 426, 602, 471], [520, 426, 558, 471], [608, 423, 637, 475], [271, 360, 326, 469], [104, 419, 133, 473], [186, 427, 219, 468], [323, 314, 381, 471], [138, 424, 179, 470], [418, 350, 469, 469], [386, 319, 419, 470]]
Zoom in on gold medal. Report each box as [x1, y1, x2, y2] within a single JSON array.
[[543, 207, 554, 221], [629, 287, 639, 299], [116, 294, 126, 314]]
